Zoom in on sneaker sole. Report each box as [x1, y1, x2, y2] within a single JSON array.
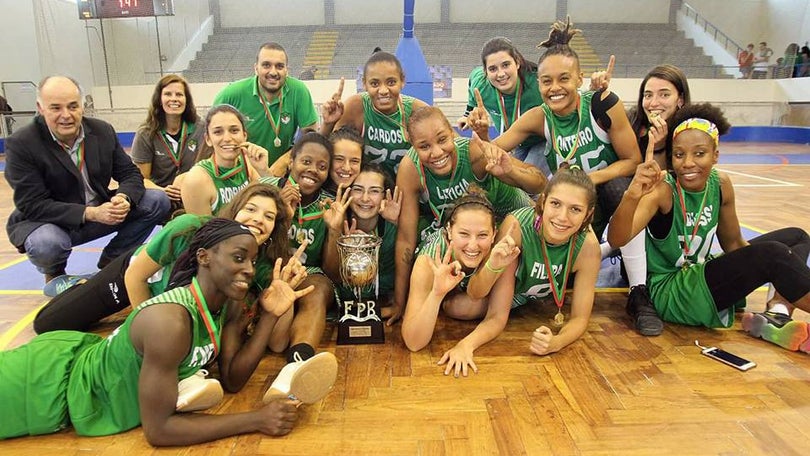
[[176, 380, 224, 412], [264, 352, 338, 405], [742, 312, 810, 353]]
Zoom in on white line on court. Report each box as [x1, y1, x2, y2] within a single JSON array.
[[718, 168, 802, 187]]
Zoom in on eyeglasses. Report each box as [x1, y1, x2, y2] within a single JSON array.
[[349, 186, 384, 197]]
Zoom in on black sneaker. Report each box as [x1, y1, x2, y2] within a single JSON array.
[[626, 285, 663, 336]]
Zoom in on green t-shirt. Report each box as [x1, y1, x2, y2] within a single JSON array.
[[140, 213, 209, 297], [510, 206, 585, 307], [68, 279, 226, 436], [194, 156, 251, 215], [646, 169, 740, 328], [541, 91, 619, 173], [467, 66, 543, 148], [361, 92, 416, 176], [213, 76, 318, 165]]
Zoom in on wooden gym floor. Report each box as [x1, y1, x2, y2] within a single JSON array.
[[0, 142, 808, 455]]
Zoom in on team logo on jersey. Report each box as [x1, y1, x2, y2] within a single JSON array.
[[281, 113, 291, 124], [188, 139, 197, 152]]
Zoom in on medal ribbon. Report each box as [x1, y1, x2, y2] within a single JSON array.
[[189, 276, 220, 358], [675, 179, 709, 262], [58, 138, 85, 172], [536, 216, 577, 314], [496, 79, 522, 133], [213, 151, 249, 181], [417, 143, 458, 224], [257, 78, 284, 149], [373, 97, 408, 143], [159, 122, 188, 169], [547, 95, 583, 165]]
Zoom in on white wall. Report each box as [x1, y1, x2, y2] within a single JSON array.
[[569, 0, 670, 23], [0, 0, 42, 86], [685, 0, 766, 48], [764, 0, 810, 56], [450, 0, 555, 23], [220, 0, 325, 27], [334, 0, 441, 25]]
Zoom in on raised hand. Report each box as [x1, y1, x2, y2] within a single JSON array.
[[429, 241, 466, 297], [487, 224, 521, 270], [259, 244, 315, 317], [474, 131, 512, 177], [320, 77, 345, 125], [379, 185, 402, 224], [627, 130, 666, 199], [240, 141, 270, 174], [323, 184, 353, 233], [437, 342, 478, 378], [530, 326, 554, 356], [280, 178, 301, 219], [467, 88, 491, 140], [589, 54, 615, 92], [342, 218, 361, 235]]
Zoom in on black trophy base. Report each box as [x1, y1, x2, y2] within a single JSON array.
[[337, 319, 385, 345]]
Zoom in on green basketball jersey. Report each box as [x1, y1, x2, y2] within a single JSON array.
[[511, 207, 585, 307], [67, 278, 226, 436], [361, 93, 416, 176], [407, 136, 532, 240], [541, 91, 619, 173], [195, 156, 251, 215], [646, 169, 739, 328], [260, 176, 331, 266]]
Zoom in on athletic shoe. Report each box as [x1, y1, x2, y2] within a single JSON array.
[[262, 352, 338, 405], [741, 311, 810, 353], [626, 284, 664, 336], [176, 369, 224, 412], [43, 274, 92, 298]]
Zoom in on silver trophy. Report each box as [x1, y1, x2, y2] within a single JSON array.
[[336, 233, 384, 344]]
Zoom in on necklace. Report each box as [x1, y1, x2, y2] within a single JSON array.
[[546, 95, 583, 166], [675, 179, 709, 269], [257, 78, 284, 149], [536, 215, 577, 326], [189, 277, 221, 358]]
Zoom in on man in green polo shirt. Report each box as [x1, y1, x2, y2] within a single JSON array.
[[213, 42, 319, 167]]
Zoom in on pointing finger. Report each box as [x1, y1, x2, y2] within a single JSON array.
[[645, 129, 656, 163], [334, 77, 345, 100], [605, 54, 615, 79], [474, 87, 485, 109]]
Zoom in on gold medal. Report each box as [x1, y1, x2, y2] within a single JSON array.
[[682, 259, 691, 270], [274, 137, 282, 148], [553, 311, 565, 326], [296, 229, 307, 245]]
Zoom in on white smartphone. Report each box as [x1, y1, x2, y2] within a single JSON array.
[[695, 340, 756, 371]]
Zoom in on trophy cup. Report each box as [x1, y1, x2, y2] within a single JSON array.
[[336, 233, 384, 344]]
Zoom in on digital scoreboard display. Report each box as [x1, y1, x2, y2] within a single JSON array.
[[78, 0, 174, 19]]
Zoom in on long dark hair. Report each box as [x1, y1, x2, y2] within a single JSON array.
[[140, 74, 198, 139], [536, 165, 596, 234], [195, 104, 248, 161], [481, 37, 537, 89], [218, 182, 290, 265], [629, 65, 691, 137]]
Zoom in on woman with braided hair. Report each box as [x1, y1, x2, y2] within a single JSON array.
[[0, 218, 336, 445], [489, 17, 660, 336]]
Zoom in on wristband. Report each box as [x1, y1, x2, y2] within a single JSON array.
[[484, 259, 505, 274]]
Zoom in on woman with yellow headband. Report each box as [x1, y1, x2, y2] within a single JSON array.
[[608, 103, 810, 353]]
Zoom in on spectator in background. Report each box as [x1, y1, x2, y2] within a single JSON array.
[[4, 76, 170, 286], [738, 43, 755, 79], [798, 45, 810, 77], [298, 66, 317, 81], [0, 93, 13, 135], [752, 41, 773, 79]]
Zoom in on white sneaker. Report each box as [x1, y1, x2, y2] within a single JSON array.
[[263, 352, 338, 405], [176, 369, 224, 412]]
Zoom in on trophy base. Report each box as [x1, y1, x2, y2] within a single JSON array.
[[337, 319, 385, 345]]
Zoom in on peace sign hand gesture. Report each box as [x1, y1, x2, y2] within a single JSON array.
[[323, 183, 353, 233], [379, 185, 402, 224], [429, 241, 466, 297], [259, 242, 315, 317]]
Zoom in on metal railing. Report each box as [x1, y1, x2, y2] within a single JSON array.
[[681, 2, 745, 59]]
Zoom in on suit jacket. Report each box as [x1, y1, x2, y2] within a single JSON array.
[[5, 116, 145, 252]]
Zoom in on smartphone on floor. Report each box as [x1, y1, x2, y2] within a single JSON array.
[[695, 340, 756, 371]]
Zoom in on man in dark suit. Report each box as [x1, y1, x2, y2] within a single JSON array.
[[5, 76, 170, 284]]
